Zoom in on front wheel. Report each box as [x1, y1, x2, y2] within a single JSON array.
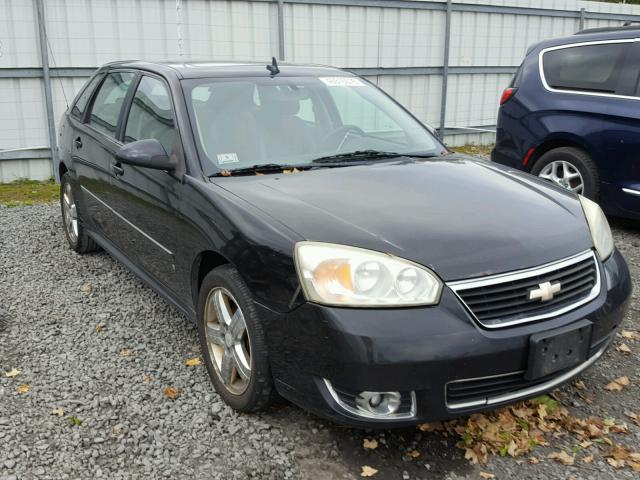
[[530, 147, 599, 200], [197, 265, 275, 412]]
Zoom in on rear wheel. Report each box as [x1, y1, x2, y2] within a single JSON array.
[[60, 173, 99, 253], [197, 265, 275, 412], [531, 147, 599, 199]]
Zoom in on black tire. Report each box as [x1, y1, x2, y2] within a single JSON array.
[[530, 147, 599, 200], [197, 265, 275, 412], [60, 172, 99, 254]]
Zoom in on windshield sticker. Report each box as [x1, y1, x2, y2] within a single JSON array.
[[217, 153, 239, 165], [319, 77, 365, 87]]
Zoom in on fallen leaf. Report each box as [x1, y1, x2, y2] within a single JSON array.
[[580, 440, 593, 448], [629, 461, 640, 472], [408, 450, 420, 458], [255, 172, 265, 176], [220, 170, 231, 177], [417, 422, 443, 432], [163, 386, 180, 400], [5, 368, 20, 378], [95, 324, 104, 333], [605, 376, 630, 392], [621, 330, 640, 340], [528, 457, 541, 464], [282, 168, 301, 174], [143, 374, 153, 382], [360, 465, 378, 477], [185, 357, 202, 367], [607, 458, 625, 469], [51, 407, 65, 417], [119, 348, 134, 357], [68, 416, 82, 426], [479, 473, 495, 479], [80, 282, 93, 294], [16, 384, 30, 394], [548, 451, 575, 465], [616, 343, 632, 355], [626, 412, 640, 427], [362, 438, 378, 450], [574, 380, 586, 390], [630, 453, 640, 462]]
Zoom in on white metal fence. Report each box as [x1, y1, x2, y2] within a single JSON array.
[[1, 0, 640, 182]]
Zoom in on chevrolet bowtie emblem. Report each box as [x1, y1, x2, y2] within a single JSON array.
[[529, 281, 561, 302]]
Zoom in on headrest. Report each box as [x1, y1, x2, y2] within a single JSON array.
[[259, 85, 303, 117]]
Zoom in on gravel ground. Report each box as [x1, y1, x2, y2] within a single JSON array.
[[1, 204, 638, 480]]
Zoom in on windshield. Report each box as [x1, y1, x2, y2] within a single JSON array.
[[182, 75, 444, 172]]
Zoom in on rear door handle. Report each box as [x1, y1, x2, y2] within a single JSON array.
[[74, 137, 82, 149], [111, 163, 124, 176]]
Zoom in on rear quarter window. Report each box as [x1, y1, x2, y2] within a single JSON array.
[[71, 74, 104, 119], [542, 42, 627, 94]]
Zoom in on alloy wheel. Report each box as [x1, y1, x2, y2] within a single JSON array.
[[62, 182, 79, 243], [204, 287, 252, 395], [538, 160, 584, 194]]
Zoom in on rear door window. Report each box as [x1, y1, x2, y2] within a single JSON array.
[[542, 42, 628, 94], [71, 74, 104, 119], [87, 72, 135, 138], [124, 76, 177, 154]]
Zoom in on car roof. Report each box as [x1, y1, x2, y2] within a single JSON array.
[[98, 60, 352, 79], [526, 27, 640, 55]]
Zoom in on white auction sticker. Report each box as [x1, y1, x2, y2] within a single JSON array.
[[319, 76, 365, 87], [217, 153, 239, 164]]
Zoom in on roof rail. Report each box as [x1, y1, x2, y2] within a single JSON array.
[[576, 23, 640, 35]]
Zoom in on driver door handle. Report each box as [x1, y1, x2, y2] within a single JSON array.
[[74, 137, 82, 149], [111, 163, 124, 176]]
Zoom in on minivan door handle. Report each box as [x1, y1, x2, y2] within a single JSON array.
[[74, 137, 82, 149], [111, 163, 124, 176]]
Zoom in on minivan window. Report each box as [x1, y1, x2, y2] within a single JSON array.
[[88, 72, 135, 138], [71, 74, 104, 119], [124, 76, 177, 154], [183, 76, 441, 170], [542, 43, 627, 94]]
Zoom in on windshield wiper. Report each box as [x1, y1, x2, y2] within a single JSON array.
[[208, 163, 307, 177], [311, 150, 437, 164]]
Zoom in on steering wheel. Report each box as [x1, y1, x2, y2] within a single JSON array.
[[318, 125, 366, 153]]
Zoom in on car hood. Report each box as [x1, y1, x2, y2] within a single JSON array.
[[215, 156, 593, 281]]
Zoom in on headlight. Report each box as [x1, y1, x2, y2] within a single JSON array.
[[579, 195, 614, 260], [294, 242, 442, 307]]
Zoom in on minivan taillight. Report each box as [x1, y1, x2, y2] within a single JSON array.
[[499, 87, 517, 105]]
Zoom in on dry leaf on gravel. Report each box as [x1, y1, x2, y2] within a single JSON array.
[[574, 380, 586, 390], [408, 450, 420, 458], [51, 407, 65, 417], [607, 458, 625, 469], [621, 330, 640, 340], [185, 358, 202, 367], [119, 348, 134, 357], [479, 473, 495, 479], [95, 324, 104, 333], [5, 368, 20, 378], [548, 451, 575, 465], [362, 438, 378, 450], [163, 386, 180, 400], [528, 457, 541, 464], [582, 455, 593, 463], [626, 412, 640, 427], [16, 384, 30, 394], [616, 343, 632, 355], [143, 374, 153, 382], [605, 376, 630, 392], [360, 465, 378, 477], [80, 282, 93, 294]]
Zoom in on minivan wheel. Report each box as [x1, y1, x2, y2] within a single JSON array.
[[60, 173, 99, 253], [531, 147, 599, 199], [197, 265, 274, 412]]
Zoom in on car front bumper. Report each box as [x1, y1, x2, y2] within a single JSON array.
[[262, 249, 631, 428]]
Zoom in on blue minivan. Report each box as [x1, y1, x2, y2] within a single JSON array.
[[492, 26, 640, 220]]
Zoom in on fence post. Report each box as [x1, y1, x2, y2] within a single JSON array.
[[439, 0, 452, 139], [277, 0, 286, 60], [35, 0, 59, 180], [579, 7, 586, 31]]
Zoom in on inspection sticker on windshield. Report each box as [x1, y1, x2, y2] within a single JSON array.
[[320, 77, 365, 87], [217, 153, 239, 165]]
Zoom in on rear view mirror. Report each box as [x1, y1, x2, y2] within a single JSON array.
[[116, 139, 175, 171]]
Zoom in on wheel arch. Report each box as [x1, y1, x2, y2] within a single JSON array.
[[191, 250, 231, 310], [527, 135, 592, 172]]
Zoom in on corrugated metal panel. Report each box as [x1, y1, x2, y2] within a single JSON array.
[[0, 0, 40, 67], [0, 78, 48, 150], [0, 158, 53, 183]]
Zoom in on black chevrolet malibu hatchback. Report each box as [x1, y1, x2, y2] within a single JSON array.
[[57, 60, 631, 427]]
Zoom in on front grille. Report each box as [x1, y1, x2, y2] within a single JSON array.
[[446, 335, 611, 409], [449, 250, 600, 328]]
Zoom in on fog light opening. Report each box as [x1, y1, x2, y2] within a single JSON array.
[[355, 391, 402, 415]]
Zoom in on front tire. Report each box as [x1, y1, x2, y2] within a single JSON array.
[[60, 173, 99, 254], [197, 265, 275, 412], [531, 147, 599, 199]]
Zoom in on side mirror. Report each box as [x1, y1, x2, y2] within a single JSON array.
[[115, 139, 175, 171]]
